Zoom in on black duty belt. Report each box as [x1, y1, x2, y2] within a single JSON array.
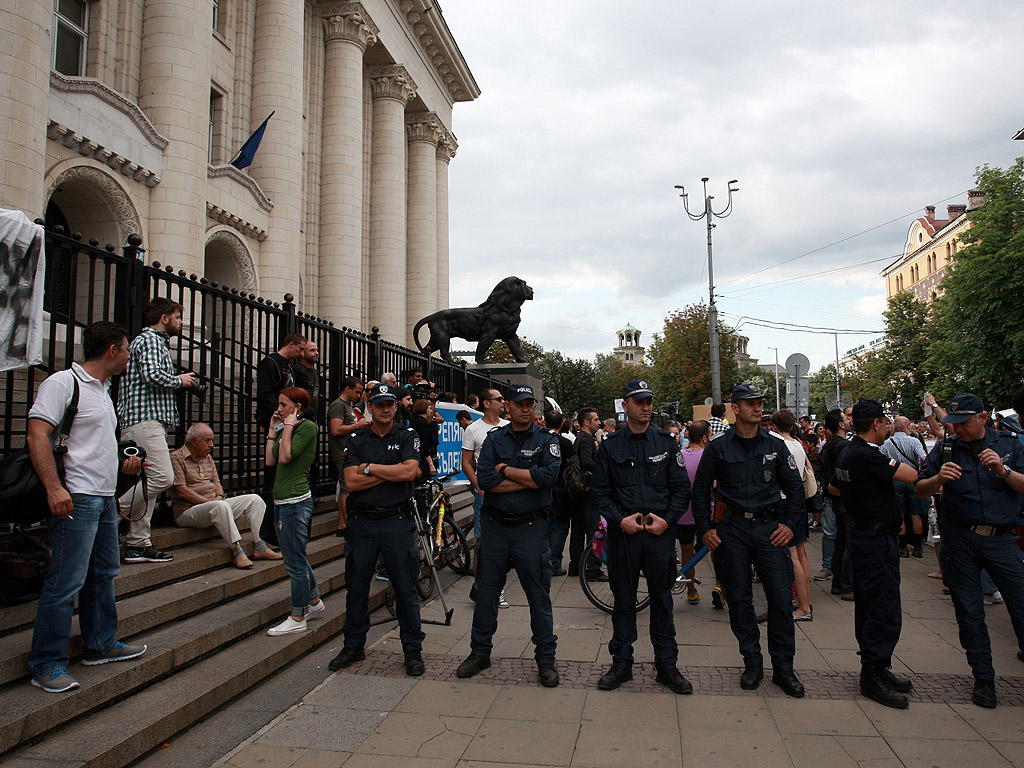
[[485, 507, 544, 527], [734, 504, 777, 521], [951, 519, 1013, 537], [353, 502, 411, 520]]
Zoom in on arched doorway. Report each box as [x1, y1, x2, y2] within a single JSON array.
[[204, 229, 257, 293]]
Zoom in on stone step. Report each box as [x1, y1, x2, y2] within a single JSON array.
[[0, 555, 360, 757], [0, 532, 347, 687]]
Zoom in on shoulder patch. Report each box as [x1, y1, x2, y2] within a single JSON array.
[[787, 454, 797, 471], [549, 441, 561, 458], [889, 458, 898, 467], [676, 451, 685, 467]]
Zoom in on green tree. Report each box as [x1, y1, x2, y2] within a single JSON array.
[[809, 364, 839, 418], [927, 158, 1024, 406], [870, 292, 933, 415], [737, 362, 779, 410], [592, 352, 646, 418], [535, 350, 602, 417], [483, 336, 545, 364], [645, 303, 739, 421]]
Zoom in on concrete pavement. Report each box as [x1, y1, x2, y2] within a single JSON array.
[[209, 535, 1024, 768]]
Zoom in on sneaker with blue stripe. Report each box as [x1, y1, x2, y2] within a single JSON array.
[[31, 667, 80, 693]]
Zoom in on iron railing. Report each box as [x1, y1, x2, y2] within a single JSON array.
[[1, 225, 507, 499]]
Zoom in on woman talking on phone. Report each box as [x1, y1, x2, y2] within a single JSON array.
[[265, 386, 324, 635]]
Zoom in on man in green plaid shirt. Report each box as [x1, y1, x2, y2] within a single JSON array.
[[117, 298, 197, 563]]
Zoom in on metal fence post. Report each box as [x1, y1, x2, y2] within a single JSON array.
[[120, 233, 147, 336], [368, 326, 381, 380], [281, 292, 297, 347]]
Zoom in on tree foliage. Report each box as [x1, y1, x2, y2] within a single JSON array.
[[926, 158, 1024, 405], [535, 350, 603, 418], [483, 336, 546, 364], [645, 303, 739, 420], [737, 362, 779, 411]]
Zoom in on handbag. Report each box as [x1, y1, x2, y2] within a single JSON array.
[[0, 531, 51, 605], [0, 377, 79, 526]]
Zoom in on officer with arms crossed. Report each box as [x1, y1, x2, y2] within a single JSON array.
[[692, 384, 806, 697], [916, 392, 1024, 708], [829, 399, 919, 709], [591, 380, 692, 694], [457, 383, 562, 687], [328, 383, 425, 677]]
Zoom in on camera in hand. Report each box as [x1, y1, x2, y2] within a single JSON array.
[[188, 379, 207, 400], [118, 440, 147, 464]]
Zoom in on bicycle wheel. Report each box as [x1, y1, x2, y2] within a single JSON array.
[[579, 548, 652, 614], [433, 513, 471, 575], [416, 535, 436, 600]]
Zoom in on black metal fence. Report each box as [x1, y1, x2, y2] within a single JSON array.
[[1, 225, 506, 498]]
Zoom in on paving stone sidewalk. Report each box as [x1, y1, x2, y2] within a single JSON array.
[[213, 537, 1024, 768]]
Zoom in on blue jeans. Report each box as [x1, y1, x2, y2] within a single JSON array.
[[30, 495, 121, 677], [820, 495, 836, 571], [275, 499, 319, 617]]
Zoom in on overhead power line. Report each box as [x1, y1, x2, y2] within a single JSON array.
[[721, 312, 883, 335], [717, 189, 970, 288]]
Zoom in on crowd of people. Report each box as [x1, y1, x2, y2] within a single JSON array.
[[20, 304, 1024, 714]]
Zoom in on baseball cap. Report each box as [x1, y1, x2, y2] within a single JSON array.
[[508, 383, 536, 402], [941, 392, 985, 424], [730, 383, 764, 402], [851, 398, 885, 419], [622, 379, 655, 400], [367, 383, 399, 403]]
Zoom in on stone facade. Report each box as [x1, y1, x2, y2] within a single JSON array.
[[881, 191, 982, 305], [612, 322, 644, 365], [0, 0, 478, 346]]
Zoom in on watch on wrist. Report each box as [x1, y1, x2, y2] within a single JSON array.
[[999, 463, 1011, 479], [363, 463, 372, 475]]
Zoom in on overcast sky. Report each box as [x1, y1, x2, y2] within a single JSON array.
[[439, 1, 1024, 374]]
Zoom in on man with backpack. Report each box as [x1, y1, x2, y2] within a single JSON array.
[[567, 407, 602, 578], [26, 322, 146, 692]]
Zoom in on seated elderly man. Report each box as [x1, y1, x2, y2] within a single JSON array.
[[170, 423, 282, 568]]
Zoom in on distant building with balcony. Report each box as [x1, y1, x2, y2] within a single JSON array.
[[613, 322, 644, 365]]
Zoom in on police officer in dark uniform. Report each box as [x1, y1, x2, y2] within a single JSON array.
[[829, 398, 919, 709], [590, 380, 692, 694], [692, 383, 806, 697], [328, 383, 425, 677], [916, 392, 1024, 708], [456, 383, 562, 687]]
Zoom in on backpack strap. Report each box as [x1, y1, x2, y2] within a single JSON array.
[[54, 376, 80, 448]]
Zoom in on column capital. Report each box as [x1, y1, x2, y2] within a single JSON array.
[[367, 65, 417, 104], [406, 112, 443, 146], [320, 3, 378, 48], [437, 126, 458, 162]]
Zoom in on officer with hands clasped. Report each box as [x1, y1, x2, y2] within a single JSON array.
[[692, 383, 807, 697], [829, 399, 919, 709], [591, 380, 693, 694], [915, 392, 1024, 709], [456, 383, 563, 687], [328, 383, 426, 677]]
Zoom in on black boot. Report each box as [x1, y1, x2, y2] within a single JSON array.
[[860, 664, 908, 709], [882, 667, 913, 693]]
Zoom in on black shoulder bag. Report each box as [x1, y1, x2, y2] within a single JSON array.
[[0, 378, 80, 527]]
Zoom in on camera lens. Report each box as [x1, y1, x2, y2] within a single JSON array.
[[123, 446, 140, 457]]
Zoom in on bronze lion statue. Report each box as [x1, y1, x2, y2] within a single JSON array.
[[412, 276, 534, 364]]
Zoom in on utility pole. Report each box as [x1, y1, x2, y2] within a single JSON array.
[[676, 177, 739, 404], [833, 332, 841, 405], [769, 346, 781, 410]]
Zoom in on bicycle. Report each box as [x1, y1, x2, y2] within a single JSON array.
[[412, 474, 471, 600], [579, 518, 710, 614]]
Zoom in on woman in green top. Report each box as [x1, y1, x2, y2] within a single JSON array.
[[264, 387, 324, 636]]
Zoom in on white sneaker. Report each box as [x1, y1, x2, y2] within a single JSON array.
[[307, 600, 326, 619], [267, 616, 307, 636], [498, 589, 510, 609], [984, 591, 1003, 606]]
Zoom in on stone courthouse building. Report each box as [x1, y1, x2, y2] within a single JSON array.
[[0, 0, 479, 345]]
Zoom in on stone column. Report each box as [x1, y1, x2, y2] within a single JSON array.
[[367, 65, 415, 344], [435, 131, 457, 313], [248, 0, 305, 299], [139, 0, 212, 271], [405, 113, 441, 343], [318, 4, 377, 328], [0, 0, 50, 216]]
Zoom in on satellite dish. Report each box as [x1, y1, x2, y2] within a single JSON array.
[[704, 397, 714, 405], [785, 353, 810, 379]]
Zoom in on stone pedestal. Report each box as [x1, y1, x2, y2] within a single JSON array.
[[469, 363, 544, 409]]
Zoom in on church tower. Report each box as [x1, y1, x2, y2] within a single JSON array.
[[613, 322, 644, 365]]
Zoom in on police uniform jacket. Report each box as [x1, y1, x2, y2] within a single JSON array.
[[833, 435, 902, 536], [692, 427, 805, 539], [919, 428, 1024, 527], [343, 422, 420, 508], [477, 422, 561, 515], [590, 426, 689, 528]]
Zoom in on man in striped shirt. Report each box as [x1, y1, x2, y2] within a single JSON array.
[[117, 297, 197, 563]]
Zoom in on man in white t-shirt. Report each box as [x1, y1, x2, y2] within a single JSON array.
[[461, 387, 508, 604], [26, 322, 147, 693]]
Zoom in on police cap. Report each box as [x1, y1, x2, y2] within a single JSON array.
[[730, 383, 764, 402], [942, 392, 985, 424], [508, 383, 536, 402], [367, 383, 399, 403], [622, 379, 654, 400], [851, 398, 885, 419]]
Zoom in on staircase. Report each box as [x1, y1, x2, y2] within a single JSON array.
[[0, 488, 474, 768]]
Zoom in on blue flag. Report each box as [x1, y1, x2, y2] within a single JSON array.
[[229, 111, 274, 170]]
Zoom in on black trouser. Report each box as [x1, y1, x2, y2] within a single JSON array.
[[606, 526, 678, 669], [260, 464, 278, 546], [546, 488, 574, 570], [568, 495, 600, 573], [830, 497, 852, 592], [715, 514, 796, 671], [847, 529, 901, 666]]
